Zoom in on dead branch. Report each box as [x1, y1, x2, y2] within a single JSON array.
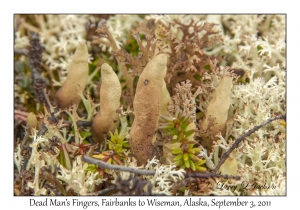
[[82, 156, 242, 180], [171, 177, 196, 195], [87, 185, 116, 196], [76, 120, 92, 127], [82, 156, 156, 176], [37, 124, 48, 137], [213, 114, 286, 173], [185, 172, 240, 179]]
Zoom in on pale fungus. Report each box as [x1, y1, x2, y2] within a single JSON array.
[[55, 42, 89, 109], [91, 63, 122, 145], [130, 54, 168, 165]]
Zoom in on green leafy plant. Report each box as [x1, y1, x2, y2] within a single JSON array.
[[92, 130, 130, 166], [160, 108, 206, 171], [107, 130, 130, 157], [172, 144, 206, 171]]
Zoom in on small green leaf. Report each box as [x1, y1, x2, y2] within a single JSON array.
[[59, 144, 72, 170], [174, 154, 183, 161], [257, 45, 263, 51], [195, 159, 206, 166], [185, 129, 195, 138], [189, 153, 199, 162], [195, 166, 206, 172], [193, 74, 201, 81], [192, 147, 201, 154], [188, 148, 195, 154], [83, 139, 90, 144], [175, 158, 183, 166], [190, 160, 196, 171], [183, 153, 189, 161], [184, 159, 190, 168], [172, 147, 183, 155], [204, 64, 211, 71]]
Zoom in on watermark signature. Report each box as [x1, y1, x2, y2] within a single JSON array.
[[206, 181, 276, 192]]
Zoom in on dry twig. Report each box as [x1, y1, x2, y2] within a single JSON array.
[[213, 114, 286, 173], [87, 185, 116, 196], [82, 156, 155, 176], [185, 172, 240, 179], [82, 156, 241, 180]]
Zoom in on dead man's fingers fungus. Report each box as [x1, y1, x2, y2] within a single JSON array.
[[200, 76, 233, 151], [55, 42, 89, 109], [91, 63, 122, 145], [27, 112, 38, 129], [130, 54, 168, 166], [160, 80, 171, 116]]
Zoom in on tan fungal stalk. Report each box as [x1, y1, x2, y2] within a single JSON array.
[[155, 24, 172, 116], [27, 112, 38, 129], [91, 63, 121, 145], [55, 42, 89, 109], [200, 76, 233, 151], [160, 81, 171, 116], [130, 54, 168, 165]]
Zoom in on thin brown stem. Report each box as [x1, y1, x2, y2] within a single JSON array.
[[87, 185, 116, 196], [82, 156, 242, 180], [171, 177, 196, 195], [76, 120, 92, 127], [213, 114, 286, 173], [185, 172, 241, 179], [82, 156, 155, 176]]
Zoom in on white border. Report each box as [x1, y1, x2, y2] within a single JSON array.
[[3, 0, 297, 209]]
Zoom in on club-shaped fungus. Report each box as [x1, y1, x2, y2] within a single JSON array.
[[55, 42, 89, 109], [91, 63, 122, 145], [130, 54, 168, 165]]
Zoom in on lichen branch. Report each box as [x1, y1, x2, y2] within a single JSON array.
[[14, 48, 29, 56]]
